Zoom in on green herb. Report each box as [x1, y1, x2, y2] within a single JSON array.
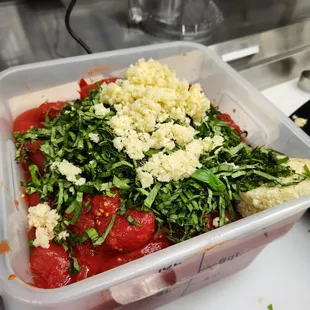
[[70, 192, 83, 225], [69, 254, 81, 273], [267, 304, 273, 310], [191, 169, 226, 192], [93, 214, 116, 246], [126, 215, 141, 226], [144, 183, 162, 208], [303, 165, 310, 178], [85, 228, 99, 242], [113, 175, 130, 190], [28, 165, 41, 187], [14, 88, 299, 245]]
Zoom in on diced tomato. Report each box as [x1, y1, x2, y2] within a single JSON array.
[[28, 140, 45, 173], [13, 108, 43, 133], [128, 230, 171, 259], [27, 227, 36, 241], [26, 192, 41, 207], [79, 78, 118, 100], [24, 170, 31, 182], [93, 241, 116, 256], [71, 213, 96, 237], [38, 101, 67, 121], [74, 265, 91, 282], [81, 194, 92, 215], [66, 195, 92, 220], [99, 230, 172, 272], [105, 209, 156, 252], [78, 78, 88, 89], [91, 191, 120, 218], [204, 209, 241, 230], [72, 241, 94, 264], [18, 140, 46, 176], [95, 215, 114, 236], [217, 113, 242, 135], [30, 243, 70, 289], [204, 215, 213, 230]]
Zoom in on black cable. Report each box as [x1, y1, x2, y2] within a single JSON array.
[[65, 0, 93, 54]]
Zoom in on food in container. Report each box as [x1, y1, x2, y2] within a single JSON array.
[[1, 42, 310, 310], [11, 58, 310, 289]]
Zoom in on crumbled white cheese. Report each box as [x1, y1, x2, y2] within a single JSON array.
[[292, 115, 307, 128], [149, 123, 196, 150], [137, 170, 154, 188], [126, 58, 179, 88], [202, 135, 224, 152], [185, 139, 204, 157], [212, 217, 220, 228], [100, 59, 211, 161], [56, 159, 82, 183], [28, 203, 60, 229], [137, 149, 202, 186], [114, 130, 151, 160], [100, 59, 221, 184], [89, 133, 100, 143], [75, 177, 86, 186], [137, 134, 225, 187], [93, 103, 110, 116], [28, 203, 60, 249], [185, 135, 224, 156], [57, 230, 70, 241], [69, 186, 75, 194], [33, 227, 51, 249]]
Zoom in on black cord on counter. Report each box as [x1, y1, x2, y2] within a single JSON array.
[[65, 0, 93, 54]]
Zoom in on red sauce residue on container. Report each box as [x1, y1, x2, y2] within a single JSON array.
[[233, 108, 236, 113], [0, 240, 11, 254], [13, 200, 19, 207], [203, 240, 231, 252], [8, 274, 16, 280], [85, 64, 117, 77]]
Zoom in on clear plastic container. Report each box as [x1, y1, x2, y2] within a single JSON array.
[[1, 42, 310, 310]]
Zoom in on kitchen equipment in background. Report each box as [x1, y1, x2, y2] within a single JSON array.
[[298, 70, 310, 93], [128, 0, 223, 39]]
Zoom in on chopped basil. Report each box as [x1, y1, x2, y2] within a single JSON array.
[[144, 183, 162, 208], [93, 214, 116, 246], [14, 88, 301, 245], [303, 164, 310, 178], [70, 192, 83, 225], [69, 253, 81, 273], [28, 165, 41, 187], [267, 304, 274, 310], [113, 175, 130, 190], [126, 215, 141, 226], [85, 228, 99, 241]]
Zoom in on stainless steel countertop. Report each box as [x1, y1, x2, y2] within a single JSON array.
[[1, 0, 310, 72]]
